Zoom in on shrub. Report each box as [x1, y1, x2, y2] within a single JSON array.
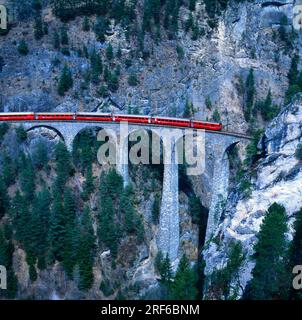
[[128, 74, 139, 86], [295, 142, 302, 160], [17, 40, 29, 55]]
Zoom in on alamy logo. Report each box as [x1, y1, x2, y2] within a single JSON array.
[[0, 265, 7, 290], [0, 4, 7, 30], [293, 265, 302, 290]]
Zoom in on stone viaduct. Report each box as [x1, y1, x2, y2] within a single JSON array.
[[12, 121, 249, 264]]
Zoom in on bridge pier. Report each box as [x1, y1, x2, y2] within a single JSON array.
[[157, 141, 179, 263]]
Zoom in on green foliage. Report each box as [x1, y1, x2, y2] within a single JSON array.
[[18, 40, 29, 55], [100, 279, 114, 297], [244, 129, 263, 167], [209, 241, 244, 300], [53, 30, 60, 49], [183, 100, 193, 118], [285, 55, 302, 104], [54, 141, 73, 191], [16, 126, 27, 141], [58, 64, 73, 96], [295, 142, 302, 160], [245, 203, 290, 300], [32, 141, 49, 170], [152, 194, 161, 224], [82, 16, 90, 32], [189, 195, 202, 225], [94, 16, 108, 43], [34, 16, 44, 40], [169, 255, 197, 300], [82, 165, 95, 201], [106, 43, 114, 61], [245, 68, 255, 122], [128, 73, 139, 86], [90, 48, 103, 84], [255, 89, 280, 121], [212, 109, 221, 122], [0, 123, 9, 138], [176, 45, 184, 60], [205, 96, 212, 110], [60, 25, 69, 45]]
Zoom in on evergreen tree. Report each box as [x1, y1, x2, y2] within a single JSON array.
[[53, 30, 61, 49], [106, 43, 114, 61], [60, 25, 69, 45], [2, 151, 15, 187], [245, 68, 255, 122], [183, 100, 192, 118], [48, 189, 65, 261], [58, 64, 73, 96], [78, 206, 96, 290], [82, 16, 90, 32], [17, 40, 29, 55], [90, 49, 103, 84], [32, 140, 49, 170], [20, 155, 35, 200], [34, 16, 44, 40], [82, 165, 95, 201], [169, 255, 197, 300], [94, 16, 108, 43], [0, 176, 9, 220], [152, 194, 161, 224], [62, 188, 77, 278], [246, 203, 290, 300]]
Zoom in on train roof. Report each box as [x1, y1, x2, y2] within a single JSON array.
[[0, 112, 35, 115], [114, 114, 151, 118], [153, 116, 190, 121], [35, 112, 75, 115], [77, 112, 112, 116]]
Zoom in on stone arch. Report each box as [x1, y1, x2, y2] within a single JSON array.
[[72, 125, 119, 171], [25, 125, 65, 143]]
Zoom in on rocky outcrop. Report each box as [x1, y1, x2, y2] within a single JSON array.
[[203, 95, 302, 299]]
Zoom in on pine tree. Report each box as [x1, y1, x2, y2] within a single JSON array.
[[94, 16, 108, 43], [20, 155, 35, 200], [82, 165, 95, 201], [17, 40, 29, 55], [62, 188, 77, 278], [245, 68, 255, 122], [60, 25, 69, 45], [169, 255, 197, 300], [54, 141, 73, 191], [34, 16, 44, 40], [48, 189, 66, 261], [152, 194, 161, 224], [183, 100, 192, 118], [82, 16, 90, 32], [0, 176, 9, 220], [78, 206, 96, 290], [90, 49, 103, 84], [106, 43, 114, 61], [246, 203, 290, 300], [53, 30, 60, 49], [58, 64, 73, 96]]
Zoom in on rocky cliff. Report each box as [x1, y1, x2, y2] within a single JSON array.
[[203, 95, 302, 299]]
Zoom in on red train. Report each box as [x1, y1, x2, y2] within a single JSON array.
[[0, 112, 222, 131]]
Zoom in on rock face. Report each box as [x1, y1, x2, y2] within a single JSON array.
[[0, 0, 296, 133], [203, 95, 302, 299]]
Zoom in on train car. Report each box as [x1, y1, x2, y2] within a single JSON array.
[[0, 112, 35, 121], [36, 113, 75, 121], [192, 120, 222, 131], [152, 116, 191, 128], [76, 112, 113, 122], [114, 114, 151, 124]]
